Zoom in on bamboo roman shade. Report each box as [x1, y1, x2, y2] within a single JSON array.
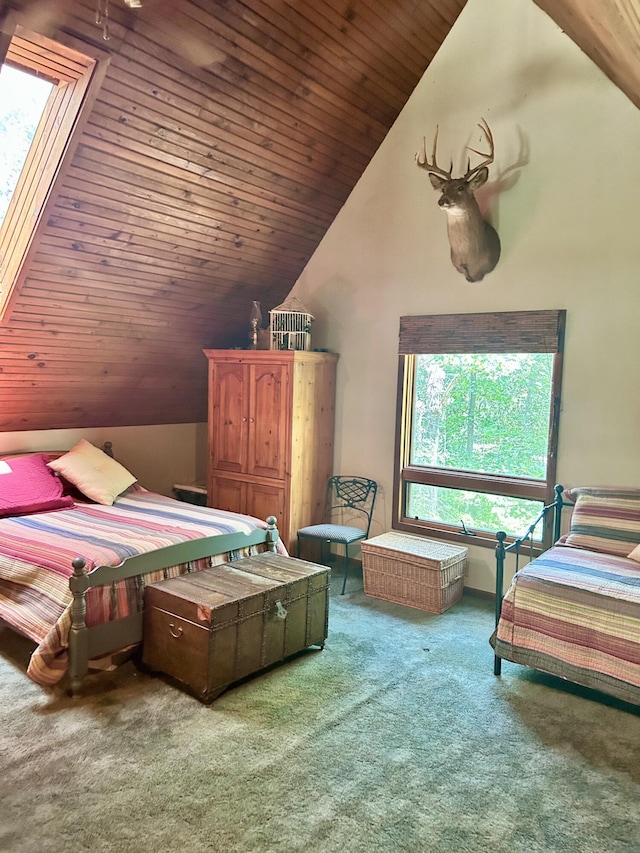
[[398, 310, 566, 355]]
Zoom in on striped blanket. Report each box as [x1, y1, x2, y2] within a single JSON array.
[[0, 487, 283, 686], [492, 544, 640, 705]]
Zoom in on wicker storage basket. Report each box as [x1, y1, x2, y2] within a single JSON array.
[[361, 531, 467, 614]]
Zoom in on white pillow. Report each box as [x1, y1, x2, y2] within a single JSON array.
[[628, 543, 640, 563], [48, 440, 136, 505]]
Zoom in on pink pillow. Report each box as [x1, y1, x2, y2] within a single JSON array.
[[0, 454, 74, 517]]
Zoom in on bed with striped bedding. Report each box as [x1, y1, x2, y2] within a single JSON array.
[[0, 486, 283, 688], [492, 486, 640, 706]]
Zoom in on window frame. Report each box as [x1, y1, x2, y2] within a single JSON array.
[[0, 20, 109, 321], [393, 310, 566, 550]]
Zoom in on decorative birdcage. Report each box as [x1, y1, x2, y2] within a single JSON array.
[[269, 297, 313, 351]]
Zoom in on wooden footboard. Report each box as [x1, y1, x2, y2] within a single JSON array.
[[67, 516, 280, 694]]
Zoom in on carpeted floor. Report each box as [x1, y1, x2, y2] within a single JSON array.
[[1, 566, 639, 853]]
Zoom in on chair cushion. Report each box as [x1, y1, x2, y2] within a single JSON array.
[[297, 524, 367, 545]]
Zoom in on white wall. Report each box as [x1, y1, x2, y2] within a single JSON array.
[[289, 0, 640, 592], [0, 423, 207, 497]]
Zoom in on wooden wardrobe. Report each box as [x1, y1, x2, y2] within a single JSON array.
[[203, 350, 338, 553]]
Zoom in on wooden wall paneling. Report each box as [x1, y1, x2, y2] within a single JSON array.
[[125, 23, 382, 163], [62, 150, 329, 245], [244, 0, 412, 108], [320, 0, 443, 78], [140, 4, 392, 144], [0, 0, 469, 432], [184, 0, 408, 122], [73, 120, 337, 234], [53, 172, 320, 272]]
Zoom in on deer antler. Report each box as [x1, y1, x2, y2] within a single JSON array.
[[415, 125, 453, 179], [464, 118, 495, 181]]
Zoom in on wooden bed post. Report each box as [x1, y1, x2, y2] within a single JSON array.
[[265, 516, 279, 552], [68, 557, 91, 695]]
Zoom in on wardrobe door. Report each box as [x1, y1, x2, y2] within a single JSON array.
[[247, 361, 289, 480], [245, 482, 287, 536], [209, 361, 249, 474], [209, 475, 245, 514]]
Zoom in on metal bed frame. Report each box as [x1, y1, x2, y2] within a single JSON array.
[[493, 484, 574, 676]]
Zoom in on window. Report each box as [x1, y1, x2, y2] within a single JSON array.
[[393, 310, 566, 548], [0, 65, 52, 222], [0, 24, 107, 320]]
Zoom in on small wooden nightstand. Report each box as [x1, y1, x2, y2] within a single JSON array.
[[172, 482, 207, 506]]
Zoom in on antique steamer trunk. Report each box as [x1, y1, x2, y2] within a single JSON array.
[[361, 532, 467, 614], [142, 553, 330, 702]]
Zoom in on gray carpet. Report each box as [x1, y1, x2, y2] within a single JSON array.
[[1, 567, 639, 853]]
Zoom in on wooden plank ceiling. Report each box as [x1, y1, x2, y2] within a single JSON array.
[[0, 0, 468, 431], [0, 0, 637, 432]]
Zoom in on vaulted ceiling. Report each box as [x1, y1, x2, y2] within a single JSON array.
[[534, 0, 640, 113], [0, 0, 637, 431]]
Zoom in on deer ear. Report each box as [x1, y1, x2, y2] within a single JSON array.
[[467, 166, 489, 190], [429, 173, 447, 191]]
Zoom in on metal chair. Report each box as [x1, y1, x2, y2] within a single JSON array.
[[297, 476, 378, 595]]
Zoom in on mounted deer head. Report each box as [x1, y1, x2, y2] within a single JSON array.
[[416, 119, 501, 282]]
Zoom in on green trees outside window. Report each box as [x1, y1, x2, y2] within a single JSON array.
[[394, 310, 565, 547], [0, 65, 52, 224], [407, 353, 553, 536]]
